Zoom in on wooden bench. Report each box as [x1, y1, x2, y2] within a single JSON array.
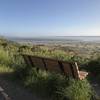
[[22, 54, 88, 80]]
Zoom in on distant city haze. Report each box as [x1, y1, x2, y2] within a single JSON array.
[[9, 36, 100, 43], [0, 0, 100, 37]]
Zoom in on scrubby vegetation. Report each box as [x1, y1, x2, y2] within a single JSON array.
[[0, 37, 99, 100], [19, 68, 93, 100]]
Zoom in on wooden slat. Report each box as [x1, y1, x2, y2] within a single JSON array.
[[42, 58, 47, 70], [22, 55, 73, 64], [58, 61, 65, 73], [28, 56, 35, 67], [44, 59, 62, 73], [22, 55, 33, 67], [61, 62, 73, 77], [30, 56, 45, 70], [72, 62, 80, 79]]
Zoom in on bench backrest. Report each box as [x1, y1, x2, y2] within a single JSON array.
[[22, 54, 80, 79]]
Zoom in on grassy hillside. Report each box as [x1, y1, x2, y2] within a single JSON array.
[[0, 37, 99, 100]]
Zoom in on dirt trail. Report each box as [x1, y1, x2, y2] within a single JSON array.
[[0, 73, 42, 100]]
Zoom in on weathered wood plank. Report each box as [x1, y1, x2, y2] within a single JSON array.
[[44, 59, 62, 73], [22, 55, 33, 67], [72, 62, 80, 79], [61, 62, 73, 77], [30, 56, 45, 70]]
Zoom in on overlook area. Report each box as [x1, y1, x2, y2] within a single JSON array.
[[0, 37, 100, 100], [0, 0, 100, 99]]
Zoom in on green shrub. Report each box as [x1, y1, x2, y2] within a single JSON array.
[[24, 69, 66, 99], [86, 58, 100, 76], [59, 79, 92, 100], [0, 64, 13, 73], [0, 48, 12, 66], [22, 67, 93, 100]]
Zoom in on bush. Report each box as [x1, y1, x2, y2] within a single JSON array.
[[0, 64, 13, 73], [22, 67, 93, 100], [84, 57, 100, 85], [60, 79, 92, 100], [86, 58, 100, 76], [0, 48, 12, 66]]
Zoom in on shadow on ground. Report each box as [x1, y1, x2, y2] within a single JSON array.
[[0, 72, 42, 100]]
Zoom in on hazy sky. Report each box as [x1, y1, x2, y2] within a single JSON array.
[[0, 0, 100, 37]]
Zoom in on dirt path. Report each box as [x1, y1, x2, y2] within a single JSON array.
[[0, 73, 43, 100]]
